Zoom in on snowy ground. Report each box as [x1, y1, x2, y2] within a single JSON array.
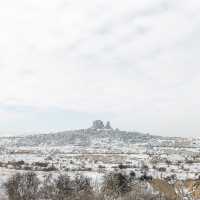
[[0, 132, 200, 198]]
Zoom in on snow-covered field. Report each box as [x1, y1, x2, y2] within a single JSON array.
[[0, 127, 200, 198]]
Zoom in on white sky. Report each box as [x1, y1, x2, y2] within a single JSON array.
[[0, 0, 200, 136]]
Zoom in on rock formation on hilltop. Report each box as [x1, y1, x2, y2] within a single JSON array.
[[91, 120, 113, 130], [91, 120, 105, 129], [105, 121, 112, 129]]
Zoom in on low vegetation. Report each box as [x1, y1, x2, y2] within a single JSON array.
[[4, 171, 179, 200]]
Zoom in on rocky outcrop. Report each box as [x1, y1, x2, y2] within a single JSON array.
[[105, 121, 112, 130], [91, 120, 113, 130], [91, 120, 105, 129]]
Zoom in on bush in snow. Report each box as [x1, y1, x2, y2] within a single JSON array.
[[5, 172, 40, 200]]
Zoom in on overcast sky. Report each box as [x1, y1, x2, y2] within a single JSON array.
[[0, 0, 200, 137]]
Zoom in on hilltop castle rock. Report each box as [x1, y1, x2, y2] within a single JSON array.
[[91, 120, 112, 130], [105, 121, 112, 129]]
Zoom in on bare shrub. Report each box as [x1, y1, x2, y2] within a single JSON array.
[[122, 190, 166, 200], [33, 162, 48, 167], [139, 173, 153, 181], [54, 174, 73, 200], [4, 171, 170, 200], [39, 174, 57, 200], [158, 167, 166, 172], [129, 171, 136, 181], [118, 163, 133, 169], [73, 175, 94, 200], [40, 173, 94, 200], [120, 180, 167, 200], [5, 172, 40, 200], [101, 172, 131, 198]]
